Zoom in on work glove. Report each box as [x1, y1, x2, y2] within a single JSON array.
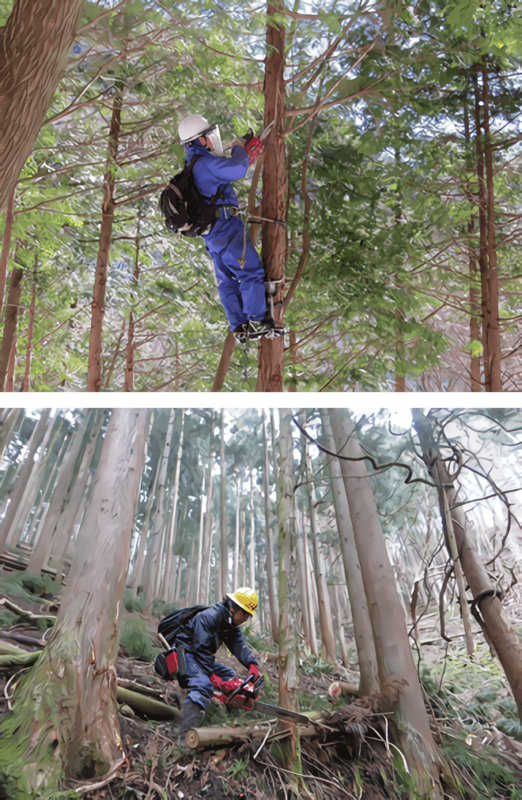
[[248, 664, 260, 680], [244, 136, 265, 166], [210, 674, 243, 695], [242, 129, 255, 144]]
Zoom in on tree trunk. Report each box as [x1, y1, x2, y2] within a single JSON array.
[[86, 94, 122, 392], [262, 410, 279, 643], [0, 409, 147, 793], [163, 409, 185, 603], [256, 1, 287, 393], [27, 414, 90, 574], [239, 505, 246, 587], [49, 412, 105, 572], [124, 212, 143, 392], [304, 448, 337, 662], [0, 0, 87, 212], [195, 464, 207, 603], [5, 330, 16, 391], [212, 331, 235, 392], [0, 408, 51, 551], [141, 409, 176, 602], [131, 446, 162, 594], [0, 187, 15, 314], [198, 413, 215, 604], [328, 408, 442, 797], [0, 267, 23, 390], [473, 73, 490, 388], [481, 65, 501, 392], [233, 475, 240, 589], [0, 408, 20, 463], [4, 410, 60, 549], [295, 504, 315, 654], [249, 472, 256, 589], [321, 410, 379, 695], [22, 268, 36, 391], [412, 410, 522, 719], [220, 410, 228, 596], [277, 409, 305, 787]]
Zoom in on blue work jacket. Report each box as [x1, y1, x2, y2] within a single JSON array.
[[185, 141, 250, 208], [177, 600, 258, 674]]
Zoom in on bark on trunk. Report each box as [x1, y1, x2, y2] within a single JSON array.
[[0, 408, 20, 464], [4, 410, 59, 549], [163, 409, 185, 603], [296, 504, 315, 654], [198, 413, 215, 603], [195, 465, 207, 603], [249, 473, 256, 589], [0, 267, 23, 390], [304, 449, 337, 662], [256, 2, 287, 393], [212, 331, 235, 392], [87, 94, 122, 392], [0, 187, 15, 314], [473, 73, 490, 388], [0, 0, 87, 213], [277, 409, 304, 786], [0, 409, 147, 792], [262, 410, 279, 643], [22, 269, 36, 391], [124, 213, 143, 392], [412, 410, 522, 719], [141, 409, 175, 601], [49, 412, 105, 572], [131, 445, 162, 594], [328, 408, 442, 797], [321, 410, 379, 695], [5, 331, 16, 391], [27, 415, 89, 574], [220, 410, 228, 596], [0, 409, 51, 551], [482, 65, 501, 391], [233, 475, 240, 589]]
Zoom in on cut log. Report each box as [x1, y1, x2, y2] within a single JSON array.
[[0, 597, 56, 624], [328, 681, 359, 700], [116, 677, 164, 699], [116, 686, 181, 721], [186, 722, 272, 749]]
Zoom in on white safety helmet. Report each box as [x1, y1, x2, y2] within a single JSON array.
[[178, 114, 224, 157]]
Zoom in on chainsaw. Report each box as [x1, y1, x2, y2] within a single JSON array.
[[213, 673, 310, 726]]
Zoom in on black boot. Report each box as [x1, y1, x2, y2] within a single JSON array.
[[232, 324, 247, 345], [179, 699, 204, 746]]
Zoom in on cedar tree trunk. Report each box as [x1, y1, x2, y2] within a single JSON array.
[[321, 410, 380, 695], [256, 2, 286, 392], [329, 408, 443, 798], [0, 267, 23, 390], [86, 94, 122, 392], [412, 410, 522, 719], [0, 0, 86, 212], [0, 408, 147, 794]]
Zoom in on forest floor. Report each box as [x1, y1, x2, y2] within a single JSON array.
[[0, 571, 521, 799]]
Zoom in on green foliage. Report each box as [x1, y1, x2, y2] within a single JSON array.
[[123, 588, 145, 613], [299, 655, 333, 677], [151, 598, 179, 619], [228, 756, 250, 782], [242, 623, 274, 653], [120, 616, 159, 661], [0, 571, 57, 606]]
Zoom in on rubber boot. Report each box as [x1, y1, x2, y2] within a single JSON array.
[[178, 699, 204, 746]]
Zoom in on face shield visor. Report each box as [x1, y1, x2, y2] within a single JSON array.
[[203, 124, 224, 157]]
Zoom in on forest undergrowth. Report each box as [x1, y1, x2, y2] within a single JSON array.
[[0, 572, 521, 800]]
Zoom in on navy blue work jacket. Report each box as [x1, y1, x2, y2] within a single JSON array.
[[177, 600, 258, 674], [184, 141, 250, 208]]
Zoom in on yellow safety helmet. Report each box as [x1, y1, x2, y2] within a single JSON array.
[[227, 587, 258, 616]]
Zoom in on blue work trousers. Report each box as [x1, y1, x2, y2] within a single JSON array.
[[184, 651, 237, 711], [204, 215, 266, 329]]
